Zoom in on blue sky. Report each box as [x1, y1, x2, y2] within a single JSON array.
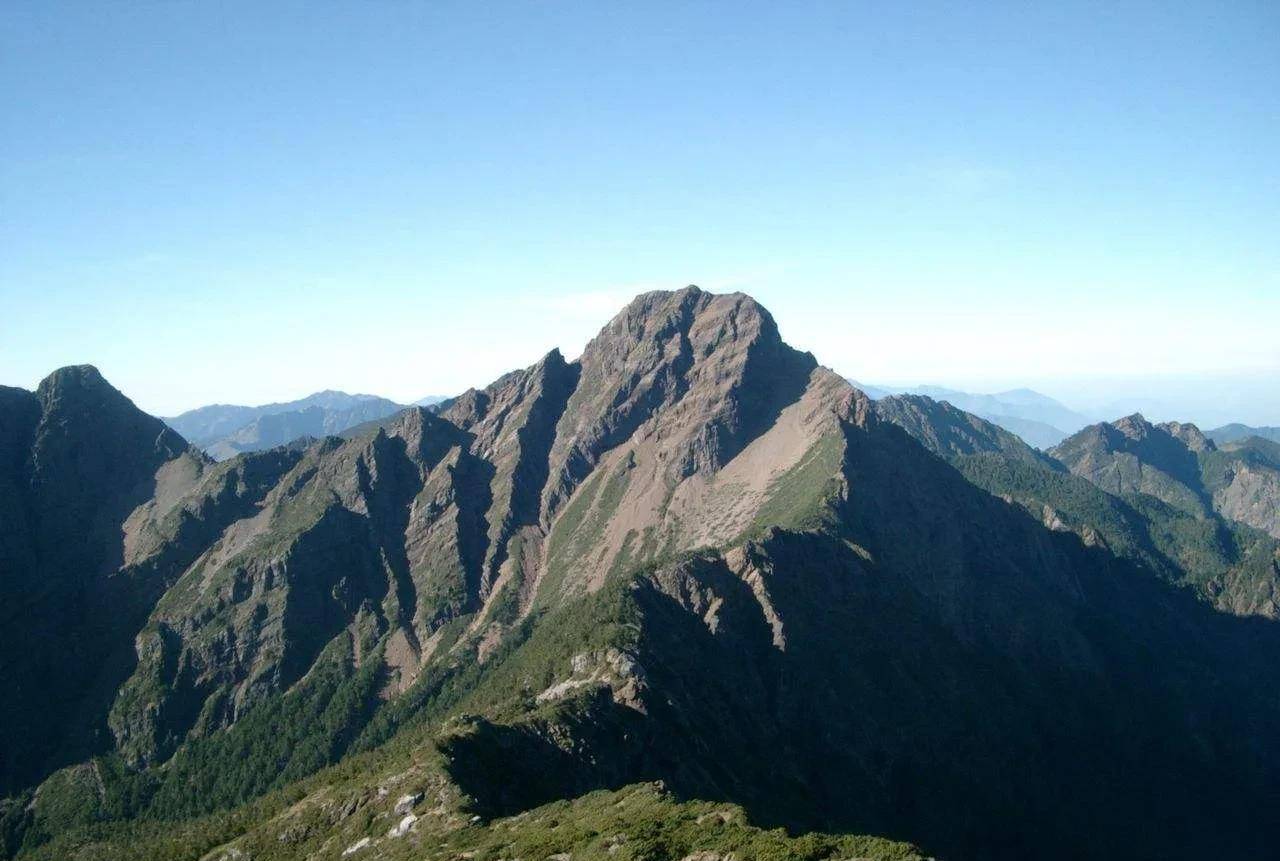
[[2, 1, 1277, 423]]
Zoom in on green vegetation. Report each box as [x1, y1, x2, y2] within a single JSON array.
[[9, 635, 385, 856], [747, 432, 844, 537], [147, 639, 384, 819], [457, 575, 641, 719], [9, 568, 648, 858], [17, 782, 924, 861], [10, 301, 1280, 861], [542, 460, 633, 602], [7, 576, 667, 861], [395, 783, 924, 861], [1201, 437, 1280, 493]]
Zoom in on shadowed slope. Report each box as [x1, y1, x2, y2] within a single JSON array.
[[6, 293, 1280, 861]]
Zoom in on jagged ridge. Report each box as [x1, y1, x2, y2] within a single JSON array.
[[4, 292, 1280, 861]]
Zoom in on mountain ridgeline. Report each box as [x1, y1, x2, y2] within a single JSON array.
[[2, 288, 1280, 861], [1050, 414, 1280, 542], [1207, 423, 1280, 445], [853, 383, 1091, 448], [166, 391, 406, 461]]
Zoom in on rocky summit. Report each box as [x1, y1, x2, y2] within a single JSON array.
[[1051, 413, 1280, 541], [3, 288, 1280, 861]]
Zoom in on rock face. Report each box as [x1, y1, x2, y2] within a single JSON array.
[[96, 290, 856, 768], [0, 367, 196, 793], [5, 290, 1280, 861], [1049, 414, 1214, 514], [1202, 436, 1280, 540], [1051, 414, 1280, 540]]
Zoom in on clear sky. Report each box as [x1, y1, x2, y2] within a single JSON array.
[[2, 1, 1277, 424]]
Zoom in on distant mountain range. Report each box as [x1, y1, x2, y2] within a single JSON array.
[[168, 389, 1276, 466], [163, 393, 455, 461], [4, 288, 1280, 861], [165, 391, 405, 460], [1206, 423, 1280, 445], [852, 382, 1092, 448]]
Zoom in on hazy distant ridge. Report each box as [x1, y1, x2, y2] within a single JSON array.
[[1208, 424, 1280, 445], [851, 381, 1091, 448], [166, 390, 404, 459]]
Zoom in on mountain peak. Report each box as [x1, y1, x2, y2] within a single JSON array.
[[599, 286, 780, 358], [36, 363, 109, 397], [537, 346, 567, 368], [1159, 420, 1216, 453], [1110, 412, 1154, 440], [34, 365, 155, 424], [8, 290, 1280, 861], [609, 284, 705, 328], [1087, 414, 1217, 455], [31, 365, 189, 457], [632, 282, 704, 304], [539, 286, 819, 527], [1051, 411, 1218, 518]]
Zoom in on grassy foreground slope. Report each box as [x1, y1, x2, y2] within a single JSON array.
[[19, 775, 924, 861]]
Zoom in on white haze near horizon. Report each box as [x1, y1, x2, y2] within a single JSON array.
[[18, 282, 1270, 431], [5, 4, 1277, 429]]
